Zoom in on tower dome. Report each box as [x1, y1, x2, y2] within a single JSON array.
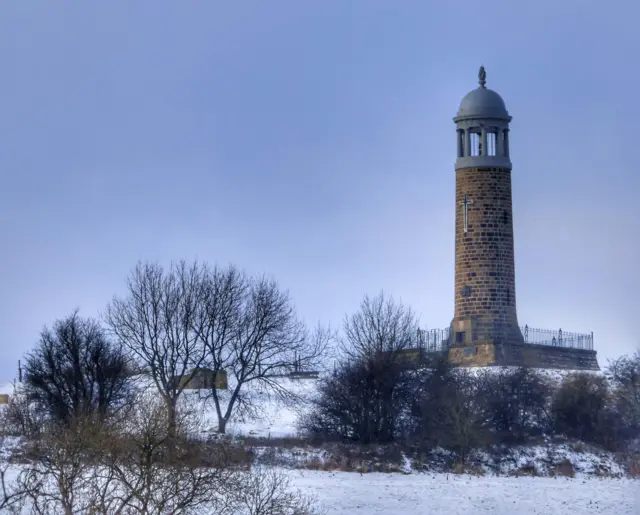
[[455, 66, 510, 120], [454, 66, 512, 170]]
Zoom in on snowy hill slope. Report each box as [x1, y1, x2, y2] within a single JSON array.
[[0, 366, 605, 438]]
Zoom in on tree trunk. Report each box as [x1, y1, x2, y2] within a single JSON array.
[[166, 397, 177, 438], [218, 383, 242, 434]]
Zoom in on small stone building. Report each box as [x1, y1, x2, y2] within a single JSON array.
[[178, 368, 228, 390]]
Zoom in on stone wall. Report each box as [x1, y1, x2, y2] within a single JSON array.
[[449, 343, 495, 367], [448, 343, 599, 371], [384, 344, 598, 371]]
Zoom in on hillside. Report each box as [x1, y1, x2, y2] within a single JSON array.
[[0, 366, 605, 439]]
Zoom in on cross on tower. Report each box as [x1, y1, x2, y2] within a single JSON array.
[[459, 193, 474, 234]]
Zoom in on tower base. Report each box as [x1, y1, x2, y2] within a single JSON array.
[[450, 317, 524, 347], [447, 342, 599, 370]]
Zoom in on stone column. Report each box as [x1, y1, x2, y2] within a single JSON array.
[[457, 130, 463, 157], [503, 129, 510, 157], [465, 130, 471, 157], [481, 128, 488, 157]]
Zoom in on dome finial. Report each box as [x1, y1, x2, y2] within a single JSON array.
[[478, 66, 486, 88]]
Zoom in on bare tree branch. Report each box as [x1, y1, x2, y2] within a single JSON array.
[[340, 291, 419, 364], [104, 261, 207, 436], [193, 266, 330, 433]]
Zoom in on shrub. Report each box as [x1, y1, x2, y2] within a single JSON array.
[[23, 310, 132, 426], [477, 367, 553, 444], [410, 360, 488, 462], [551, 373, 609, 444], [301, 357, 413, 444]]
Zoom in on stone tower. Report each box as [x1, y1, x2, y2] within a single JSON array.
[[449, 67, 525, 364]]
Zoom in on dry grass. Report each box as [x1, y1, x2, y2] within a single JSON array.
[[241, 437, 640, 478], [451, 461, 486, 476], [553, 459, 575, 478], [570, 442, 586, 454], [620, 452, 640, 478], [303, 444, 406, 473], [510, 463, 538, 477], [241, 435, 314, 449], [249, 439, 408, 473]]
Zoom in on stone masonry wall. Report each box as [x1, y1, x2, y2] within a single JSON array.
[[452, 167, 523, 345], [448, 343, 599, 371], [391, 346, 599, 371]]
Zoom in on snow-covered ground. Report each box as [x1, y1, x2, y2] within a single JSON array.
[[287, 471, 638, 514], [171, 376, 317, 438], [0, 465, 635, 514]]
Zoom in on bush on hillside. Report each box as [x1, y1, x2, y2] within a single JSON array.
[[606, 351, 640, 446], [301, 357, 414, 444], [23, 310, 133, 426], [410, 360, 488, 462], [551, 373, 613, 446], [477, 367, 553, 444]]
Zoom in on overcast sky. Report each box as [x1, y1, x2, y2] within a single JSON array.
[[0, 1, 638, 382]]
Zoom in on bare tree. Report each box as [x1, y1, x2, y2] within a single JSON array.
[[301, 357, 414, 444], [193, 266, 329, 433], [96, 391, 239, 515], [8, 389, 319, 515], [476, 367, 553, 443], [22, 310, 132, 426], [0, 468, 23, 515], [14, 416, 107, 515], [437, 373, 487, 465], [551, 373, 610, 443], [340, 291, 419, 363], [409, 359, 487, 461], [234, 465, 324, 515], [0, 415, 25, 514], [2, 387, 47, 438], [300, 292, 420, 443], [607, 352, 640, 422], [105, 261, 207, 436]]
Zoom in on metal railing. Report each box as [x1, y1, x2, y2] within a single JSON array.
[[416, 328, 451, 352], [520, 325, 594, 350], [415, 325, 594, 351]]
